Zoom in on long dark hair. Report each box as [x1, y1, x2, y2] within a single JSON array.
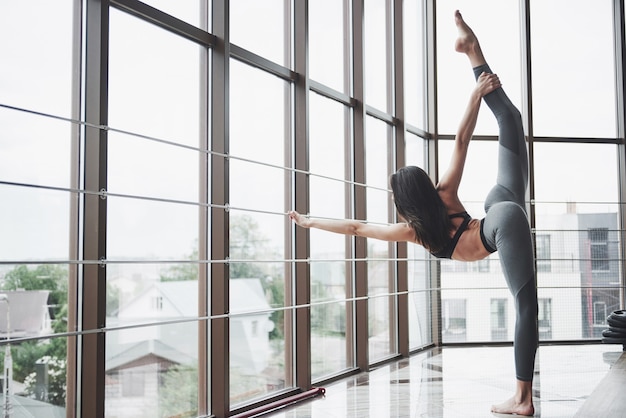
[[390, 166, 452, 253]]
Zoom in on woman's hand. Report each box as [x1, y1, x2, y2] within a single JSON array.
[[475, 72, 501, 97], [287, 210, 311, 228]]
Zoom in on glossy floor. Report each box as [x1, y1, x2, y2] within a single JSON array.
[[266, 344, 624, 418]]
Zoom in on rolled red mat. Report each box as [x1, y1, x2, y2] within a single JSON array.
[[230, 387, 326, 418]]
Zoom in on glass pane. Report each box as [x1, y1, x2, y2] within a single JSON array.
[[438, 137, 508, 344], [109, 9, 202, 148], [0, 3, 74, 415], [404, 132, 432, 348], [229, 60, 287, 213], [365, 117, 396, 360], [408, 246, 432, 348], [0, 0, 74, 118], [309, 0, 348, 93], [438, 140, 498, 218], [106, 319, 199, 417], [311, 300, 349, 379], [309, 91, 347, 203], [230, 160, 286, 213], [531, 0, 616, 138], [229, 58, 290, 403], [403, 0, 426, 129], [0, 337, 69, 414], [0, 265, 69, 413], [229, 245, 288, 404], [106, 12, 202, 416], [533, 143, 620, 341], [107, 197, 198, 260], [0, 109, 73, 190], [108, 131, 199, 202], [365, 118, 391, 192], [230, 60, 287, 167], [0, 0, 74, 262], [364, 0, 391, 112], [534, 143, 618, 210], [436, 1, 521, 135], [309, 92, 351, 379], [404, 132, 425, 174], [230, 0, 289, 67], [0, 186, 71, 262]]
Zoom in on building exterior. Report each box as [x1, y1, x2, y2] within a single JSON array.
[[105, 279, 274, 417], [441, 211, 622, 343]]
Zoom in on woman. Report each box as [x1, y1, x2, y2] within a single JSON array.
[[288, 10, 537, 416]]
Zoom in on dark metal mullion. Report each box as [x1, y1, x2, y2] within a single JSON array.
[[613, 0, 626, 309], [309, 79, 355, 107], [230, 44, 296, 81], [81, 1, 109, 417], [393, 0, 409, 358], [352, 0, 369, 371], [210, 1, 230, 416], [111, 0, 216, 47], [293, 0, 312, 391], [365, 105, 396, 124], [405, 123, 432, 140]]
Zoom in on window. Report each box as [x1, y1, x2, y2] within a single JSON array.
[[535, 234, 551, 273], [593, 301, 607, 326], [478, 259, 490, 273], [3, 1, 626, 416], [151, 296, 163, 311], [366, 116, 397, 361], [122, 370, 145, 397], [530, 0, 616, 138], [589, 228, 609, 272], [309, 92, 352, 380], [229, 58, 291, 405], [442, 299, 466, 343], [538, 299, 552, 340], [490, 299, 508, 341]]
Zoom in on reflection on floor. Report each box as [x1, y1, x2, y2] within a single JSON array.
[[265, 344, 624, 418]]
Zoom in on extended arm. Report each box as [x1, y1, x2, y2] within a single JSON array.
[[437, 72, 501, 206], [287, 210, 415, 243]]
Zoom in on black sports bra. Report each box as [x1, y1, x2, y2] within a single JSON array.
[[430, 211, 472, 259]]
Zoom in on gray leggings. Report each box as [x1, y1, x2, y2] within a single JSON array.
[[474, 64, 538, 382]]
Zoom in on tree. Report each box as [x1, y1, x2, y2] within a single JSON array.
[[0, 264, 68, 406], [229, 215, 271, 279], [160, 245, 199, 282], [159, 364, 198, 418]]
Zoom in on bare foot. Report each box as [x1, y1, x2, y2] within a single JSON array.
[[454, 10, 486, 67], [491, 395, 535, 416]]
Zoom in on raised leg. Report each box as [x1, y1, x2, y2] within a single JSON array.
[[455, 10, 537, 417], [454, 10, 486, 67], [455, 10, 528, 212]]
